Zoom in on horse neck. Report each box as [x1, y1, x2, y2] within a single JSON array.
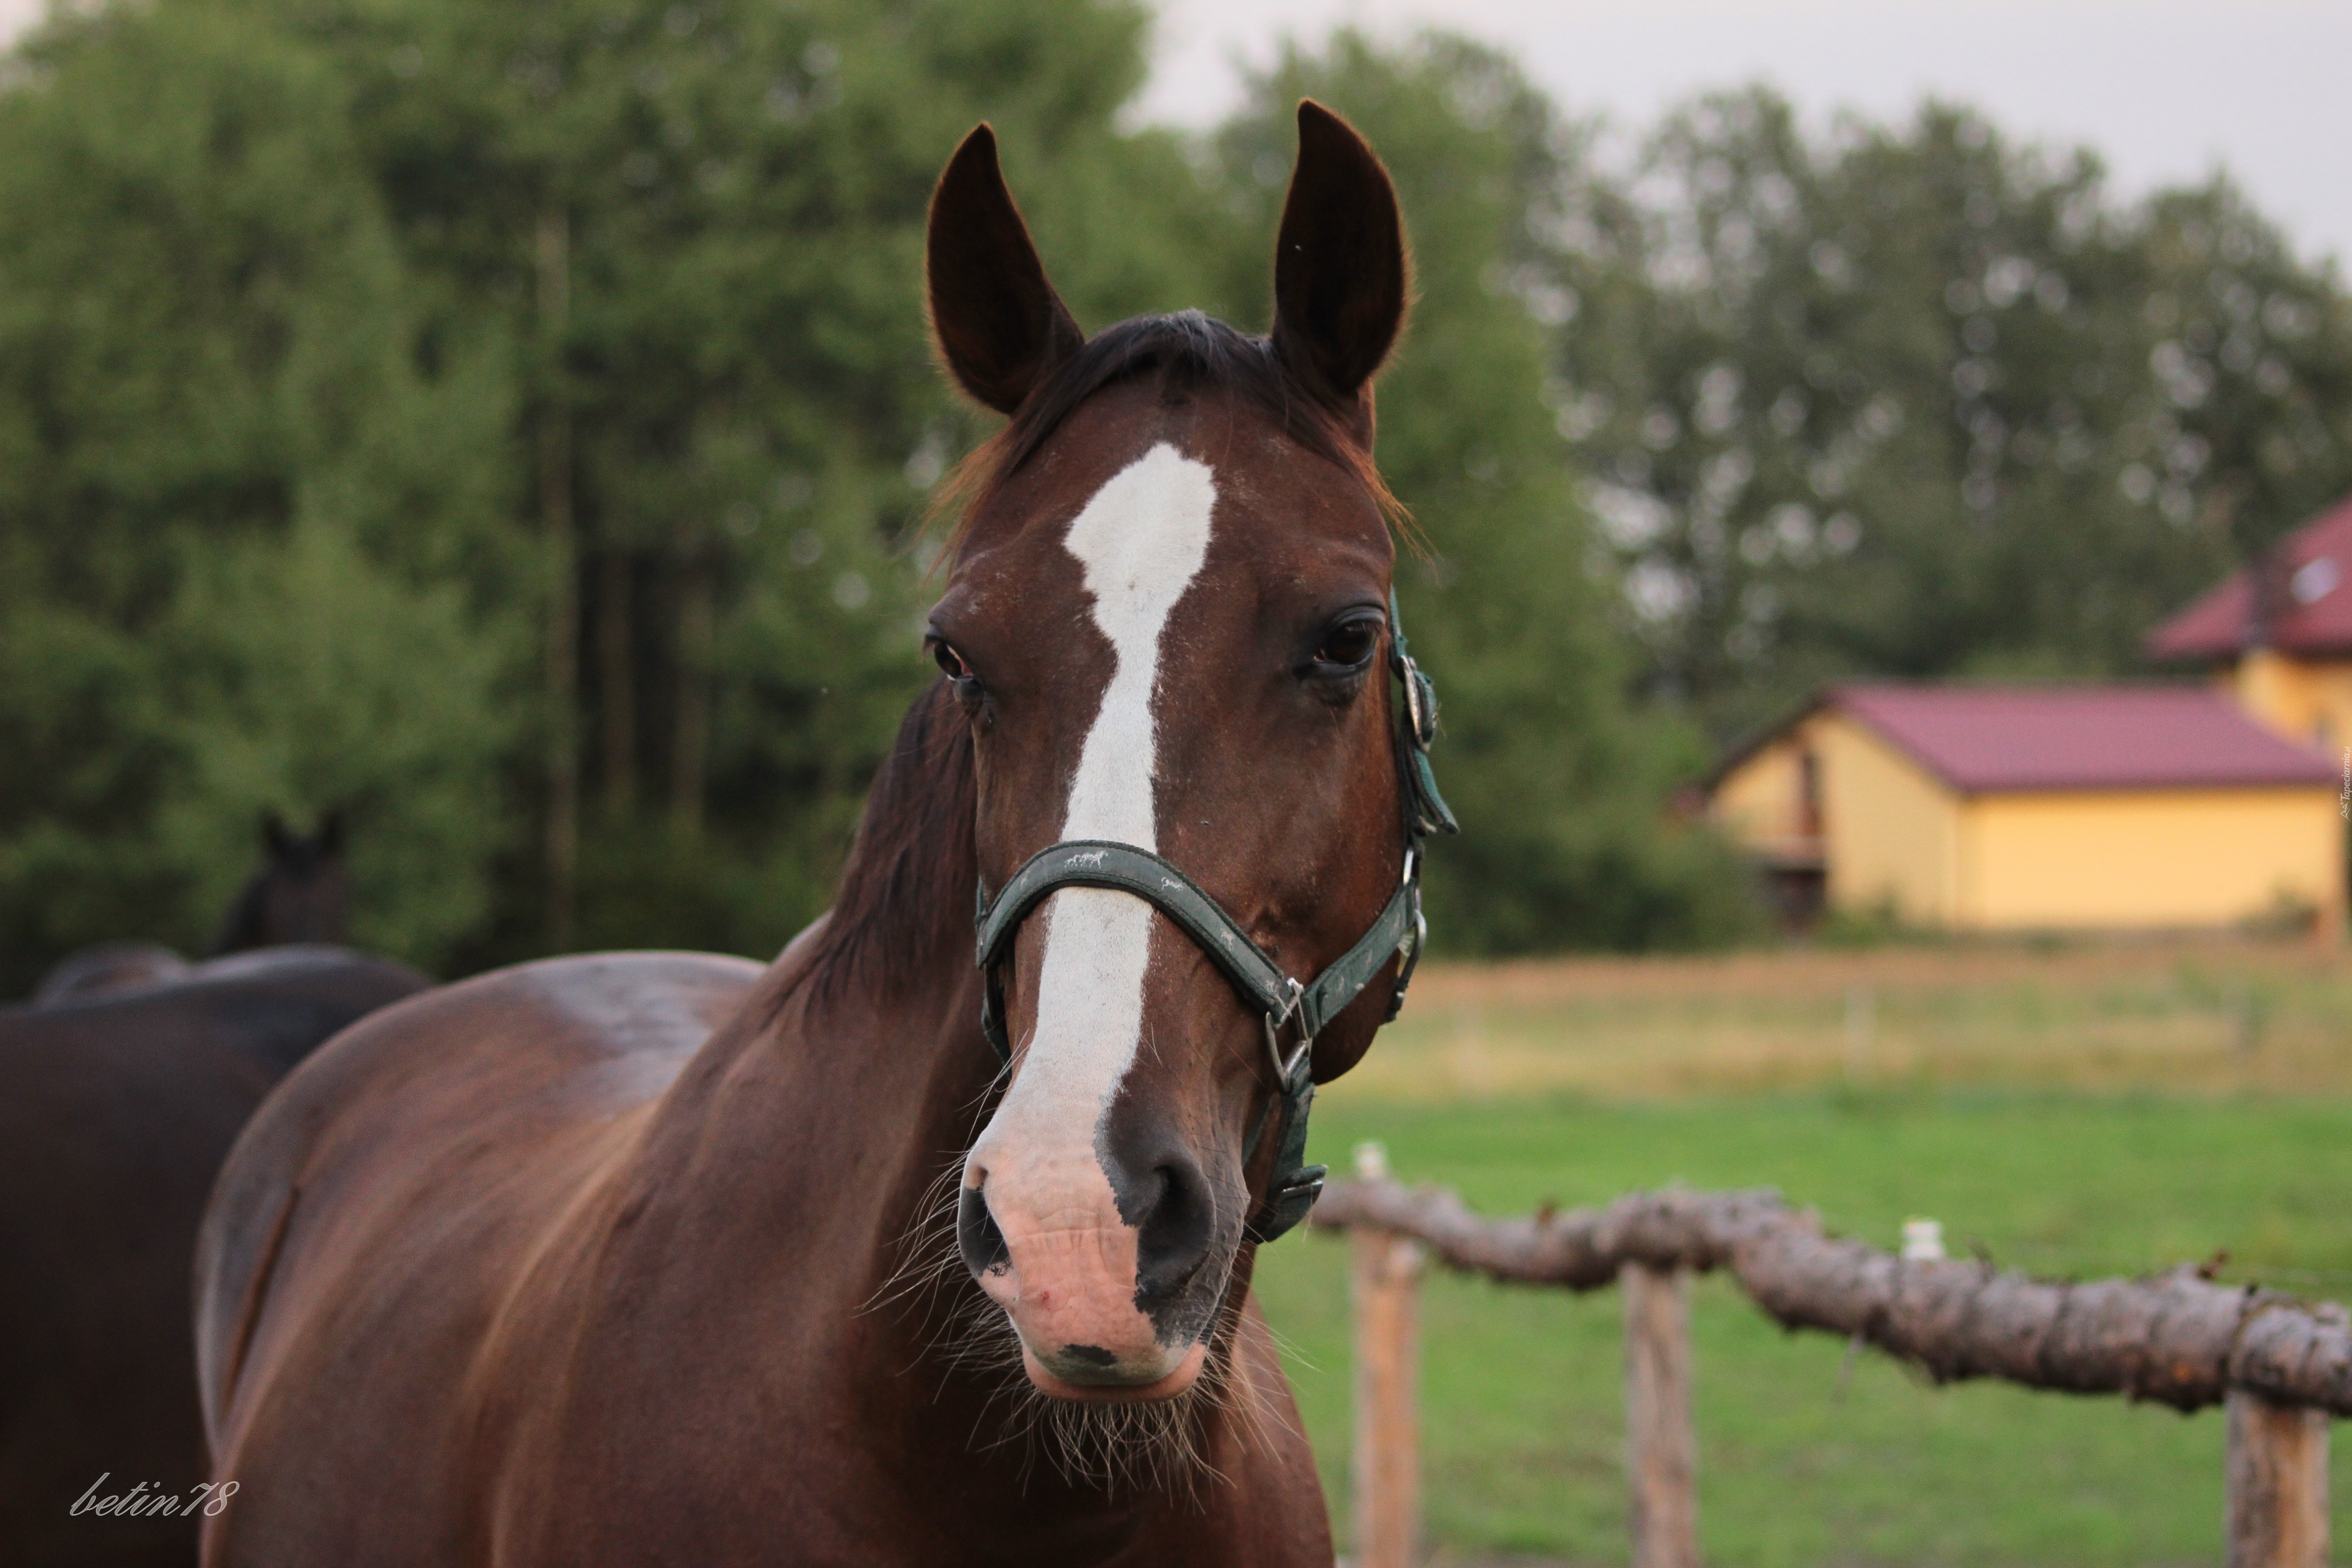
[[207, 876, 269, 956], [689, 972, 1269, 1521], [640, 677, 996, 1315]]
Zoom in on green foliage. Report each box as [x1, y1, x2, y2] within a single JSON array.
[[1548, 88, 2352, 736], [7, 5, 2350, 979], [160, 519, 515, 961], [0, 1, 515, 987], [0, 0, 1215, 982], [241, 0, 1212, 965], [1208, 33, 1765, 953]]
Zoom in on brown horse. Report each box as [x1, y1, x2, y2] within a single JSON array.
[[32, 812, 351, 1006], [197, 103, 1441, 1566], [204, 813, 349, 959], [0, 948, 429, 1568]]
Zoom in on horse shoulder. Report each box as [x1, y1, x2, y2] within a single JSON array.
[[195, 953, 764, 1501]]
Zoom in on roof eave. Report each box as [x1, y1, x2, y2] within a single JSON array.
[[1700, 689, 1834, 792]]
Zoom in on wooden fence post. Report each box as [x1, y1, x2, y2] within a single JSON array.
[[2227, 1388, 2329, 1568], [1352, 1144, 1422, 1568], [1623, 1261, 1698, 1568]]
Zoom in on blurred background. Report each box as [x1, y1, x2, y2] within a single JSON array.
[[5, 0, 2352, 1559], [1, 0, 2347, 979]]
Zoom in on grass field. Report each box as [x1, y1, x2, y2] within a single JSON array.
[[1252, 937, 2352, 1565]]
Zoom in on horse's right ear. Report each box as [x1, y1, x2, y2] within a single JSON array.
[[1270, 101, 1409, 443], [926, 125, 1083, 414], [262, 812, 291, 858]]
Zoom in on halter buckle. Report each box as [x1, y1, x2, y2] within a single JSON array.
[[1399, 658, 1438, 750], [1262, 979, 1312, 1090]]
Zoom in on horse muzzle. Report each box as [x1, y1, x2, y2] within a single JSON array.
[[957, 1150, 1223, 1400]]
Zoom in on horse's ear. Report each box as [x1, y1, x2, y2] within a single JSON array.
[[318, 810, 345, 856], [927, 125, 1083, 414], [262, 811, 291, 859], [1270, 101, 1409, 442]]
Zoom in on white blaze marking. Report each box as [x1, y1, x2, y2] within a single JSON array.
[[971, 443, 1217, 1188]]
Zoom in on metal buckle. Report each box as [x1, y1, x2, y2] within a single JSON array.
[[1399, 658, 1438, 750], [1400, 655, 1430, 746], [1262, 979, 1312, 1089]]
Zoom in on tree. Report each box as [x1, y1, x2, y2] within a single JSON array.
[[0, 0, 515, 990], [1549, 88, 2352, 737], [257, 0, 1235, 963], [1206, 33, 1762, 951], [0, 0, 1248, 984]]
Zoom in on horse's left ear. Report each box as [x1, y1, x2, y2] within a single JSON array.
[[1271, 101, 1409, 444], [927, 125, 1084, 414], [262, 811, 292, 859], [318, 810, 345, 856]]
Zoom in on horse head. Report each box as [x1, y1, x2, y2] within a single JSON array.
[[211, 811, 351, 955], [927, 104, 1432, 1402]]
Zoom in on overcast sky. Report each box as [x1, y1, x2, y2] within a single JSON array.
[[3, 0, 2343, 264], [1141, 0, 2351, 266]]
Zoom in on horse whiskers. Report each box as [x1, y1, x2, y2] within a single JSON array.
[[860, 1152, 969, 1323], [948, 1249, 1304, 1503], [965, 1304, 1234, 1503], [870, 1150, 1284, 1502], [1188, 1274, 1300, 1468], [861, 1056, 1016, 1332], [866, 1009, 1287, 1496]]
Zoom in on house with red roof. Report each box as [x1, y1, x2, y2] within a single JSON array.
[[1708, 492, 2352, 932], [1708, 682, 2339, 931], [2146, 492, 2352, 753]]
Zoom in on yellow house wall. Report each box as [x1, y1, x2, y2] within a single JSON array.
[[1815, 710, 1966, 921], [2230, 650, 2352, 755], [1810, 714, 1963, 922], [1958, 786, 2344, 929], [1710, 737, 1809, 853], [1711, 713, 1960, 919]]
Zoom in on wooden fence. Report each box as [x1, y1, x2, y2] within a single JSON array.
[[1312, 1146, 2352, 1568]]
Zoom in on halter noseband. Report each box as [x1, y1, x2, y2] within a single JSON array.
[[972, 589, 1458, 1245]]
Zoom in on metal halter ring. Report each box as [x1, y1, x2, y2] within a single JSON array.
[[1263, 978, 1312, 1090]]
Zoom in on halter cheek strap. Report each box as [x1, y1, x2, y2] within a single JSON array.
[[971, 589, 1457, 1244]]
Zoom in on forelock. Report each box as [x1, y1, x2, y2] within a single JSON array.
[[934, 309, 1401, 552]]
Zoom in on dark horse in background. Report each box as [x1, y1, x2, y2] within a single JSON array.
[[199, 104, 1433, 1565], [1, 811, 418, 1568], [31, 813, 351, 1005]]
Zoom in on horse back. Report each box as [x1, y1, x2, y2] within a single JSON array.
[[194, 952, 762, 1549], [0, 950, 428, 1568]]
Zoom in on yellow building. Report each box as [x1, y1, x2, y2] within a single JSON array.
[[1707, 684, 2342, 932], [2147, 493, 2352, 753]]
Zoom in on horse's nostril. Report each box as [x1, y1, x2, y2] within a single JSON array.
[[1132, 1158, 1215, 1310], [957, 1184, 1009, 1279]]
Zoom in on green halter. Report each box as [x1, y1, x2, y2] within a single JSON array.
[[972, 589, 1457, 1244]]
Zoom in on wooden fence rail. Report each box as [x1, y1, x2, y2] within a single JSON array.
[[1312, 1159, 2342, 1568]]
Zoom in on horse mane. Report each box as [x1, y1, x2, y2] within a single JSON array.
[[792, 309, 1400, 1016], [931, 309, 1404, 543], [791, 678, 977, 1012]]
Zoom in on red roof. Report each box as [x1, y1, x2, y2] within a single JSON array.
[[2147, 493, 2352, 661], [1828, 684, 2336, 793]]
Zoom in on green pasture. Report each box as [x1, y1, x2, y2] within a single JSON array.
[[1255, 959, 2352, 1564]]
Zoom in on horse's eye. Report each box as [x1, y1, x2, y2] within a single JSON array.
[[1313, 621, 1379, 670], [934, 642, 974, 682]]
